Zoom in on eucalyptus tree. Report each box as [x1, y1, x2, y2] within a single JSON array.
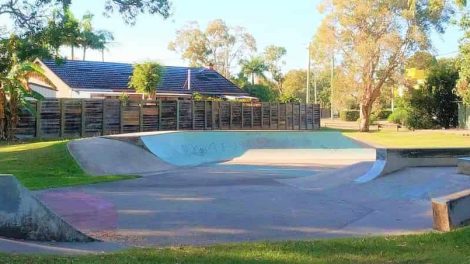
[[314, 0, 459, 131]]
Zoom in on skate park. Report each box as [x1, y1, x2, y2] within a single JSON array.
[[2, 130, 469, 250]]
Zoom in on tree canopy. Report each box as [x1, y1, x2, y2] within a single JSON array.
[[129, 62, 164, 99], [313, 0, 456, 131]]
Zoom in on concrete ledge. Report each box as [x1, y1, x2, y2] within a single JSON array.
[[0, 175, 94, 242], [356, 148, 470, 183], [458, 158, 470, 175], [432, 189, 470, 231]]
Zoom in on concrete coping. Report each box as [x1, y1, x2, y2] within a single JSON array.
[[356, 148, 470, 183], [432, 189, 470, 232]]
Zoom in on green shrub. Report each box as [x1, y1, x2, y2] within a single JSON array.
[[374, 110, 393, 120], [388, 108, 408, 125], [340, 110, 360, 121]]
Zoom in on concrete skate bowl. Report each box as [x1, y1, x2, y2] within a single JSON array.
[[139, 131, 375, 167]]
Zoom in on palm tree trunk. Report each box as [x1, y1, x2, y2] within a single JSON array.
[[101, 49, 105, 62], [71, 46, 74, 60], [251, 73, 255, 85], [83, 47, 87, 61]]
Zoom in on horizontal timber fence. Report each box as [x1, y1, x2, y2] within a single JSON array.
[[15, 99, 321, 138]]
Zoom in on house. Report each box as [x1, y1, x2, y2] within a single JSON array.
[[29, 58, 251, 100]]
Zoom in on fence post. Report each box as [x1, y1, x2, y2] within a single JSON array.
[[36, 100, 42, 138], [119, 101, 124, 134], [241, 102, 244, 129], [280, 103, 283, 130], [251, 102, 254, 128], [192, 100, 196, 130], [176, 100, 180, 130], [261, 103, 264, 129], [269, 103, 272, 129], [229, 101, 233, 129], [139, 100, 144, 132], [102, 99, 106, 135], [219, 102, 223, 129], [211, 101, 216, 130], [204, 101, 208, 130], [81, 100, 86, 137], [60, 99, 65, 138], [158, 99, 162, 131]]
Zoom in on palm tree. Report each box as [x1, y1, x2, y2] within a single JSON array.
[[79, 12, 94, 60], [62, 8, 80, 60], [94, 30, 114, 62], [241, 56, 268, 85]]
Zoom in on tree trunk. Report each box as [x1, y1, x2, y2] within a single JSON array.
[[101, 49, 105, 62], [71, 46, 74, 60], [83, 47, 87, 61], [359, 102, 372, 132], [251, 73, 255, 85], [0, 87, 5, 140]]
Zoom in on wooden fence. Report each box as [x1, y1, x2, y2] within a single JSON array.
[[15, 99, 321, 138]]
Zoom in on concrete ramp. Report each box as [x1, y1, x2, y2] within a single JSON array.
[[68, 137, 174, 176], [0, 175, 93, 242], [140, 131, 373, 166], [356, 148, 470, 183]]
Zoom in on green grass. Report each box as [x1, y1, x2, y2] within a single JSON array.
[[0, 140, 135, 190], [345, 131, 470, 148], [1, 228, 470, 263]]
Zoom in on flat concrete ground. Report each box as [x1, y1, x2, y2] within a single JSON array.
[[36, 161, 470, 247]]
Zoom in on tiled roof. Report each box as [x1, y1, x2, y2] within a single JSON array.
[[40, 59, 247, 95]]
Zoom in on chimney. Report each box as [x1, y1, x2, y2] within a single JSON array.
[[187, 69, 191, 90]]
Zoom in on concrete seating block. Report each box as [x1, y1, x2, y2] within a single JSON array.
[[457, 158, 470, 175], [432, 189, 470, 231]]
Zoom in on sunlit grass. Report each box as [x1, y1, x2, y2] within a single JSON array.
[[0, 140, 135, 190]]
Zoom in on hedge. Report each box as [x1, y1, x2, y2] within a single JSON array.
[[340, 110, 360, 121]]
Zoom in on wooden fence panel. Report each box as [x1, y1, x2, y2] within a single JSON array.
[[142, 101, 158, 132], [40, 99, 60, 138], [160, 100, 177, 130], [179, 101, 192, 130], [219, 102, 230, 129], [193, 101, 205, 130], [253, 103, 262, 129], [313, 104, 321, 129], [62, 99, 82, 138], [14, 99, 321, 138], [271, 104, 280, 129], [103, 100, 121, 135], [15, 101, 36, 138], [83, 100, 103, 137], [242, 103, 252, 128], [122, 102, 140, 134]]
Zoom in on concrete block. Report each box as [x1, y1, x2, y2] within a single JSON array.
[[457, 158, 470, 175], [432, 189, 470, 231], [0, 175, 94, 242]]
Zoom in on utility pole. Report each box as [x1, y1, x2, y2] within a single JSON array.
[[313, 63, 317, 104], [306, 46, 311, 104], [330, 53, 334, 120]]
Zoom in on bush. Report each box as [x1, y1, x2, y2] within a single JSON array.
[[340, 110, 360, 121], [374, 110, 393, 120], [388, 108, 408, 125]]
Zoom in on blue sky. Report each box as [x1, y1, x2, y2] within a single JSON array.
[[68, 0, 462, 72]]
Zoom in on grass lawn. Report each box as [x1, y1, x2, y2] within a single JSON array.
[[0, 140, 135, 190], [1, 228, 469, 263], [344, 130, 470, 148]]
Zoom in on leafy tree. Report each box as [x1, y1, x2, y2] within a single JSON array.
[[62, 8, 81, 59], [263, 45, 287, 91], [169, 19, 257, 77], [240, 56, 268, 85], [128, 62, 164, 100], [314, 0, 457, 131], [0, 38, 45, 139], [425, 59, 460, 128], [406, 51, 438, 70], [242, 84, 278, 102]]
